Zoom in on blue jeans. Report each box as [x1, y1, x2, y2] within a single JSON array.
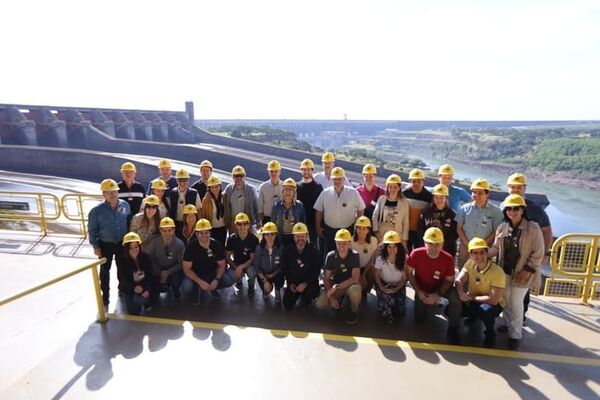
[[183, 269, 235, 301], [125, 293, 150, 315], [462, 301, 503, 337]]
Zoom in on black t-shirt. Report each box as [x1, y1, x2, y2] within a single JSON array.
[[225, 233, 259, 265], [281, 243, 321, 284], [296, 180, 323, 228], [324, 250, 360, 284], [183, 238, 225, 282], [525, 199, 551, 228], [385, 199, 398, 207], [118, 181, 146, 216]]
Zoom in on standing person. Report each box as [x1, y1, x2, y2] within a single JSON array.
[[296, 158, 323, 246], [129, 194, 161, 244], [118, 162, 146, 216], [437, 164, 471, 212], [313, 151, 336, 189], [223, 165, 260, 233], [314, 167, 366, 257], [351, 216, 378, 296], [88, 179, 131, 307], [225, 213, 259, 296], [374, 231, 408, 324], [419, 184, 458, 257], [258, 160, 284, 224], [372, 174, 410, 248], [253, 222, 284, 302], [316, 229, 362, 324], [271, 178, 306, 246], [167, 169, 202, 233], [147, 158, 177, 195], [455, 238, 506, 348], [406, 227, 462, 344], [142, 179, 169, 219], [490, 194, 544, 350], [356, 163, 385, 221], [177, 204, 199, 246], [281, 223, 321, 310], [120, 232, 154, 315], [403, 168, 432, 252], [456, 178, 503, 268], [191, 160, 214, 200], [201, 175, 228, 246]]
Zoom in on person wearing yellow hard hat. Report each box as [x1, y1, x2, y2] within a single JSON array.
[[121, 231, 154, 315], [280, 222, 321, 310], [143, 217, 185, 299], [88, 178, 131, 307], [258, 160, 284, 224], [129, 194, 161, 244], [254, 222, 285, 303], [271, 178, 307, 246], [437, 163, 471, 212], [191, 160, 214, 200], [142, 179, 169, 219], [487, 194, 544, 350], [314, 167, 366, 258], [167, 169, 202, 233], [357, 163, 385, 221], [372, 174, 409, 247], [456, 178, 503, 269], [147, 159, 177, 195], [373, 230, 408, 324], [313, 151, 336, 189], [225, 213, 259, 296], [351, 216, 378, 295], [406, 227, 462, 344], [297, 158, 324, 245], [316, 229, 362, 324], [223, 165, 260, 233], [403, 168, 433, 252], [418, 184, 458, 257], [200, 175, 227, 245], [455, 237, 506, 348], [178, 204, 200, 246], [118, 161, 146, 215], [182, 218, 235, 303]]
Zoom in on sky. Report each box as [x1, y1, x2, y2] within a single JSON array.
[[1, 0, 599, 120]]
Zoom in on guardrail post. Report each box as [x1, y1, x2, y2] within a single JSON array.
[[91, 261, 107, 323], [36, 194, 48, 236], [581, 236, 598, 305]]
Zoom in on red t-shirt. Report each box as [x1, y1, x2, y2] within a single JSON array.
[[406, 247, 455, 293]]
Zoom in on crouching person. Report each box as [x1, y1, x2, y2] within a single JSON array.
[[183, 219, 234, 303], [121, 232, 154, 315], [281, 223, 321, 310], [316, 229, 362, 324], [254, 222, 285, 302], [455, 238, 505, 348], [374, 231, 408, 324]]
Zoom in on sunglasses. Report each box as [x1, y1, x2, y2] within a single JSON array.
[[236, 222, 249, 226], [505, 206, 523, 212], [146, 205, 158, 209], [233, 175, 245, 178], [263, 232, 275, 236]]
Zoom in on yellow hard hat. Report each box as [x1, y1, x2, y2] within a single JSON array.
[[354, 216, 372, 228], [232, 165, 246, 176], [151, 179, 167, 190], [507, 173, 527, 186], [158, 159, 172, 169], [199, 160, 213, 170], [431, 184, 449, 197], [195, 219, 212, 231], [283, 178, 297, 189], [362, 163, 377, 175], [321, 152, 335, 162], [385, 174, 402, 186], [330, 167, 346, 178], [468, 237, 488, 252], [122, 231, 142, 245], [145, 195, 160, 206], [159, 217, 176, 229], [382, 230, 401, 244], [409, 168, 425, 180], [300, 159, 315, 169], [470, 178, 490, 191], [234, 213, 250, 224], [175, 169, 190, 179], [267, 160, 281, 171], [261, 222, 278, 234], [292, 222, 309, 235], [183, 204, 198, 215], [502, 194, 526, 208], [121, 162, 137, 173], [206, 175, 221, 187], [334, 229, 352, 241], [423, 227, 444, 244], [100, 179, 119, 192], [438, 164, 454, 175]]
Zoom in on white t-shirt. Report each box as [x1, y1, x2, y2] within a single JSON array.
[[351, 239, 378, 268], [375, 256, 403, 284], [313, 186, 366, 228]]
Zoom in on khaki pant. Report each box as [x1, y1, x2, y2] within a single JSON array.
[[458, 242, 469, 269], [316, 284, 362, 312]]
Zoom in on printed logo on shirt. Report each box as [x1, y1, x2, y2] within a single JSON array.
[[274, 256, 280, 264], [433, 270, 441, 280], [297, 259, 304, 268], [207, 249, 214, 258]]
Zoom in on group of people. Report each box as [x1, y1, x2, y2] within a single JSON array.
[[88, 152, 552, 349]]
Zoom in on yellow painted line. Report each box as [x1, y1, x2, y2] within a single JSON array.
[[107, 313, 600, 367]]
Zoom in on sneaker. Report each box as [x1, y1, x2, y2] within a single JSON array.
[[446, 328, 461, 345], [346, 312, 358, 324], [172, 288, 181, 299], [248, 288, 256, 297], [275, 290, 281, 303], [263, 292, 270, 299], [143, 305, 152, 312], [483, 335, 496, 348], [235, 282, 243, 290], [211, 290, 221, 299], [507, 338, 520, 350]]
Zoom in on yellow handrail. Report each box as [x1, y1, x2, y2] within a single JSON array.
[[60, 193, 103, 238], [0, 191, 61, 235], [0, 258, 108, 322]]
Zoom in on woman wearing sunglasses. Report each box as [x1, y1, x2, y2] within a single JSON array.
[[271, 178, 306, 247], [253, 222, 284, 302], [130, 194, 161, 244]]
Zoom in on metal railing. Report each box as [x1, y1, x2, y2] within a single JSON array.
[[0, 191, 62, 235], [0, 258, 108, 322], [546, 233, 600, 304], [61, 193, 103, 238]]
